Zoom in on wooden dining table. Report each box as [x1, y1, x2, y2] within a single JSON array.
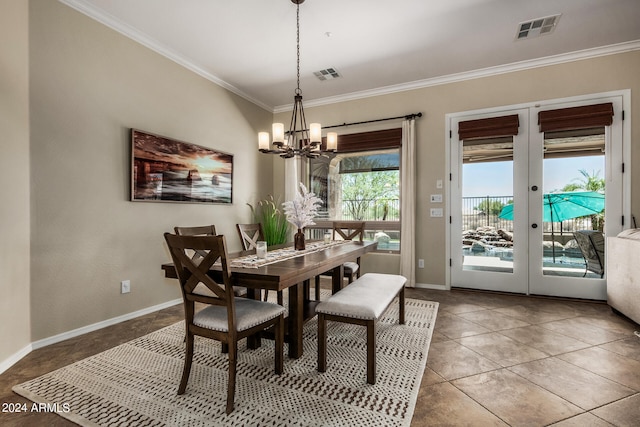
[[162, 240, 378, 359]]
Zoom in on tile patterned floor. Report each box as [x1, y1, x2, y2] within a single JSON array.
[[1, 288, 639, 426]]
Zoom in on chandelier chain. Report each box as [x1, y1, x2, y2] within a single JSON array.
[[296, 2, 301, 94]]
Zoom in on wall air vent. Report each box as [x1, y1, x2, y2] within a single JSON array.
[[314, 67, 341, 81], [516, 14, 561, 40]]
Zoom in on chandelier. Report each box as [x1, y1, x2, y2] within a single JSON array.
[[258, 0, 337, 158]]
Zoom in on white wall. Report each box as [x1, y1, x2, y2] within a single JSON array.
[[0, 0, 31, 367], [275, 50, 640, 287], [27, 0, 273, 341]]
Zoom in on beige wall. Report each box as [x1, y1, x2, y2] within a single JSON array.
[[27, 0, 273, 341], [0, 0, 31, 364], [275, 50, 640, 287]]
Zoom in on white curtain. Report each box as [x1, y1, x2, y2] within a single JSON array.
[[400, 119, 416, 287]]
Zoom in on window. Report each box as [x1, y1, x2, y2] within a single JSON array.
[[308, 129, 402, 252]]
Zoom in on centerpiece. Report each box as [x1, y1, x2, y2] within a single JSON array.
[[282, 183, 322, 250]]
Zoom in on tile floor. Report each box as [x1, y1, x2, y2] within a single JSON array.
[[1, 287, 639, 426]]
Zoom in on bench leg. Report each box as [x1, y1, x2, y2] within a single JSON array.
[[366, 320, 376, 384], [399, 286, 405, 325], [318, 313, 327, 373]]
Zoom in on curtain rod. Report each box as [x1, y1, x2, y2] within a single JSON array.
[[322, 112, 422, 130]]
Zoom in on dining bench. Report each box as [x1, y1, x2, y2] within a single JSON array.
[[316, 273, 406, 384]]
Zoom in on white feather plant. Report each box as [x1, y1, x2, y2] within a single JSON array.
[[282, 183, 323, 230]]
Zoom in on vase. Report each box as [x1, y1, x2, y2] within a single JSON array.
[[294, 228, 305, 250]]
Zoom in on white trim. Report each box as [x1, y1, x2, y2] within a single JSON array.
[[31, 298, 182, 350], [1, 298, 181, 374], [275, 41, 640, 113], [56, 0, 640, 113], [58, 0, 272, 112], [415, 282, 447, 291], [0, 344, 33, 375]]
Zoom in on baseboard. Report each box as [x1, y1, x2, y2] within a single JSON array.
[[0, 343, 33, 375], [32, 298, 182, 350], [414, 282, 448, 291], [0, 298, 182, 375]]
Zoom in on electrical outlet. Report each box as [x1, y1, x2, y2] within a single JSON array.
[[121, 280, 131, 294], [418, 259, 425, 268]]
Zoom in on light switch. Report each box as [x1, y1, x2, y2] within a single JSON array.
[[430, 194, 443, 203], [430, 208, 443, 217], [436, 179, 443, 189]]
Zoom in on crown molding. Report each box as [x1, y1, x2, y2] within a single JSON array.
[[275, 40, 640, 113], [57, 1, 640, 115], [58, 0, 273, 112]]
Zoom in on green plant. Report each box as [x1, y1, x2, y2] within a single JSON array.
[[247, 195, 289, 245]]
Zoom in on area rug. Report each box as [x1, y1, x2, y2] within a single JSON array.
[[13, 298, 438, 427]]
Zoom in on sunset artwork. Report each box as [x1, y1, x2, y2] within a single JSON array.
[[131, 129, 233, 204]]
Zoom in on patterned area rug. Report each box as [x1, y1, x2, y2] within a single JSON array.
[[13, 298, 438, 426]]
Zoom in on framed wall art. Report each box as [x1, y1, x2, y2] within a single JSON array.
[[131, 129, 233, 204]]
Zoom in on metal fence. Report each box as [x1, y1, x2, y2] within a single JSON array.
[[317, 198, 400, 221], [462, 196, 593, 235]]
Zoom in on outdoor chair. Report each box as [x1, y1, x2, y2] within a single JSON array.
[[314, 221, 365, 300], [164, 233, 285, 414], [573, 230, 605, 278]]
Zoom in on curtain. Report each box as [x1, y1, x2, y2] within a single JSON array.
[[400, 119, 416, 287]]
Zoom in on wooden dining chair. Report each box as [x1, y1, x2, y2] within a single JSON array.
[[164, 233, 285, 414], [175, 225, 246, 298], [236, 223, 264, 251], [236, 223, 283, 304], [314, 221, 366, 300]]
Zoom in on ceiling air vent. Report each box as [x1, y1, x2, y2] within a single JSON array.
[[314, 67, 341, 81], [516, 14, 561, 40]]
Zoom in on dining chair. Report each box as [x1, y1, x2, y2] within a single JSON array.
[[236, 223, 283, 304], [164, 233, 285, 414], [314, 221, 366, 300], [175, 225, 246, 298]]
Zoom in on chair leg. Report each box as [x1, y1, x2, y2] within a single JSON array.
[[399, 287, 405, 325], [226, 340, 237, 415], [275, 315, 284, 375], [317, 314, 327, 373], [178, 332, 194, 395], [366, 320, 376, 385], [315, 276, 321, 300]]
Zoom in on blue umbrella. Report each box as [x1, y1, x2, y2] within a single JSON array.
[[498, 191, 605, 261]]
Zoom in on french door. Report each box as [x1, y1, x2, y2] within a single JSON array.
[[449, 93, 626, 299]]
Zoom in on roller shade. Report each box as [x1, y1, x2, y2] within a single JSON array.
[[538, 103, 614, 132], [458, 114, 519, 140]]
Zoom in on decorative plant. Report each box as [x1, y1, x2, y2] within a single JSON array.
[[282, 182, 323, 230], [247, 195, 289, 245]]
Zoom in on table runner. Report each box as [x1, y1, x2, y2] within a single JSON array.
[[229, 240, 349, 269]]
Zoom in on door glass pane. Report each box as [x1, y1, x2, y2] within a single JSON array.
[[541, 128, 605, 277], [461, 137, 514, 273]]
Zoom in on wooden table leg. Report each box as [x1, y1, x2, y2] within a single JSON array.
[[288, 282, 304, 359], [331, 264, 344, 294], [246, 288, 262, 349]]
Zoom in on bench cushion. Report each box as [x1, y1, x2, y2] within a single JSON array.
[[315, 273, 406, 320]]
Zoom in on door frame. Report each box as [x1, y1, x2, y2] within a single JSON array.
[[445, 90, 631, 297]]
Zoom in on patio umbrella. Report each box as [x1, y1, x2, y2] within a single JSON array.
[[498, 191, 605, 261]]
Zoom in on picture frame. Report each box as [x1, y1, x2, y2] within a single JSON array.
[[131, 129, 233, 204]]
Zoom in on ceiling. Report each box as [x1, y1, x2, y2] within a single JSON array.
[[61, 0, 640, 112]]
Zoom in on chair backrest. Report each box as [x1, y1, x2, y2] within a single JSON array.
[[236, 223, 264, 250], [332, 221, 365, 242], [573, 230, 605, 275], [174, 225, 217, 236], [174, 225, 217, 262], [164, 233, 236, 320]]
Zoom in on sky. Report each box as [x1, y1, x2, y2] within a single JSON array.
[[462, 156, 605, 197]]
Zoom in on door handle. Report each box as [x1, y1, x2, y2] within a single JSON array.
[[531, 185, 538, 191], [532, 223, 538, 229]]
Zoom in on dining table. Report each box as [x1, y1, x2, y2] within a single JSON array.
[[162, 239, 378, 359]]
